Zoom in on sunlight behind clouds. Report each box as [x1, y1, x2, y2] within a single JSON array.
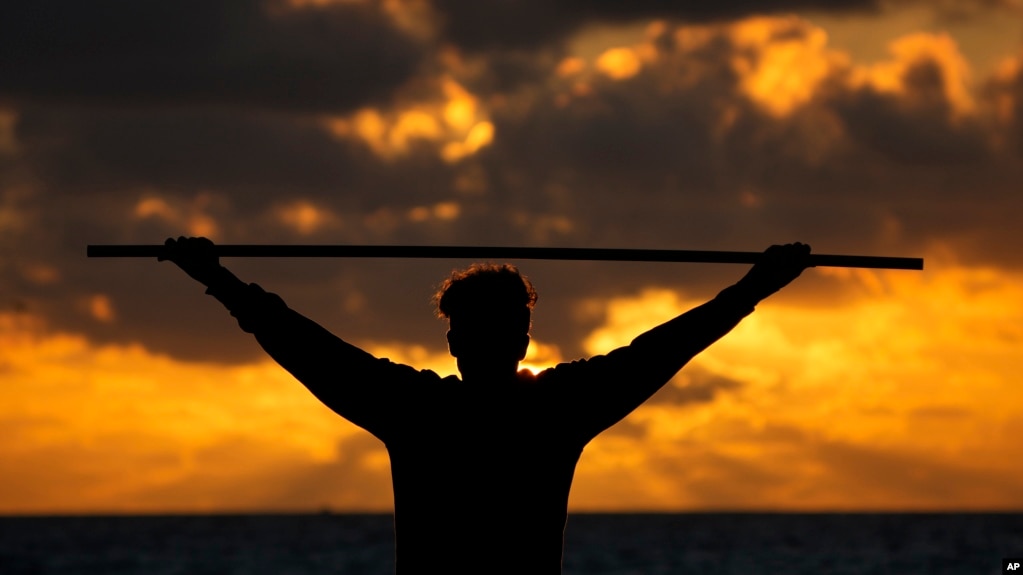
[[133, 192, 223, 239], [596, 47, 643, 80], [730, 17, 844, 117], [3, 261, 1023, 511], [570, 264, 1023, 509], [276, 200, 341, 235], [850, 32, 976, 118], [4, 1, 1023, 514], [325, 77, 494, 163], [0, 313, 361, 512]]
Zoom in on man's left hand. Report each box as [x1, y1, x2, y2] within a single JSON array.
[[736, 242, 811, 301]]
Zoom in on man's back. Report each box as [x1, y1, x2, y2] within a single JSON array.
[[375, 366, 594, 573]]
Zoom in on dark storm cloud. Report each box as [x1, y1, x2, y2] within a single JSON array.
[[828, 60, 989, 166], [431, 0, 880, 52], [15, 106, 408, 203], [5, 101, 471, 362], [8, 12, 1023, 366], [0, 0, 422, 112], [472, 35, 750, 263], [988, 56, 1023, 154], [808, 59, 1023, 266], [913, 0, 1023, 23], [458, 42, 866, 323], [472, 22, 1023, 277]]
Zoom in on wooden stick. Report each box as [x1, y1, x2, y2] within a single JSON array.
[[86, 244, 924, 270]]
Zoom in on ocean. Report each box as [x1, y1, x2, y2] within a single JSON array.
[[0, 513, 1019, 574]]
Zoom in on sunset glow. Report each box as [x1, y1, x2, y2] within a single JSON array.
[[326, 77, 494, 163], [3, 1, 1023, 514], [730, 18, 841, 117], [850, 32, 976, 117], [3, 262, 1023, 512]]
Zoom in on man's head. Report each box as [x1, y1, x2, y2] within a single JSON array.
[[434, 263, 537, 379]]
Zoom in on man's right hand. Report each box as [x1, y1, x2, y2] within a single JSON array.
[[158, 236, 223, 287]]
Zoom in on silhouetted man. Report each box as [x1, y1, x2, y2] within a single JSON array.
[[161, 237, 810, 574]]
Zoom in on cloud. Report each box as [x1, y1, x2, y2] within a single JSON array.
[[986, 51, 1023, 152], [0, 0, 423, 112], [325, 76, 497, 163], [4, 13, 1022, 369], [0, 313, 376, 512], [803, 437, 1023, 508], [0, 3, 1018, 397], [127, 433, 394, 511], [4, 0, 1023, 514], [568, 262, 1023, 508], [4, 258, 1023, 511], [471, 16, 1022, 275], [430, 0, 882, 52], [828, 33, 988, 166], [4, 103, 471, 361], [646, 368, 744, 406], [914, 0, 1023, 24]]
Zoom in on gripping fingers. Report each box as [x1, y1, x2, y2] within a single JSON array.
[[157, 237, 178, 262], [157, 236, 215, 263], [780, 242, 811, 273], [787, 242, 811, 268]]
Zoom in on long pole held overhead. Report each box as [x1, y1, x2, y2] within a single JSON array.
[[86, 244, 924, 270]]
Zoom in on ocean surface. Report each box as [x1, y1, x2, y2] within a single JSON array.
[[1, 513, 1020, 574]]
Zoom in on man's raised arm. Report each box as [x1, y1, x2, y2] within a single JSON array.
[[556, 243, 811, 441], [159, 236, 407, 438]]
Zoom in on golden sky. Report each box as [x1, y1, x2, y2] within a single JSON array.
[[2, 0, 1023, 513]]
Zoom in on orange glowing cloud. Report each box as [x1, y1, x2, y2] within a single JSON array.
[[556, 57, 587, 78], [133, 192, 222, 238], [557, 18, 845, 116], [0, 313, 375, 513], [0, 302, 572, 510], [326, 77, 494, 163], [4, 259, 1023, 512], [596, 47, 643, 80], [20, 262, 60, 285], [406, 200, 460, 223], [729, 17, 847, 117], [569, 262, 1023, 510], [276, 200, 341, 235], [86, 294, 116, 323], [850, 32, 976, 118], [571, 17, 983, 123], [991, 54, 1022, 125]]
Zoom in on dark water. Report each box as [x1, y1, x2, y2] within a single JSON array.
[[0, 513, 1020, 574]]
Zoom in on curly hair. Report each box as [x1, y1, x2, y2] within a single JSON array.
[[434, 263, 538, 330]]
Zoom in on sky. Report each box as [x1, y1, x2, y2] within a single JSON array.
[[1, 0, 1023, 513]]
